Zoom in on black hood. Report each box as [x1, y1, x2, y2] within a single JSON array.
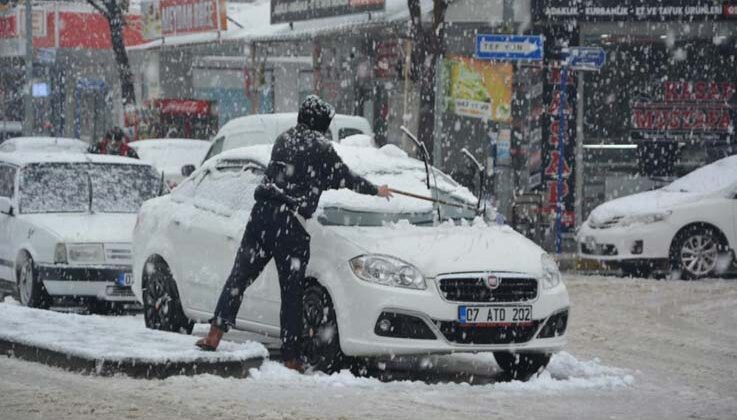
[[297, 95, 335, 133]]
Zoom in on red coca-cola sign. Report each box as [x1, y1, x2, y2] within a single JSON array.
[[154, 99, 212, 115]]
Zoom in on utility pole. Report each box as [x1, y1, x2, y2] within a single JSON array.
[[23, 0, 33, 135]]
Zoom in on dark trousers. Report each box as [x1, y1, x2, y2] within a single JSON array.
[[210, 200, 310, 361]]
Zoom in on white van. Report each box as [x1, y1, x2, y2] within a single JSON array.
[[201, 113, 373, 164]]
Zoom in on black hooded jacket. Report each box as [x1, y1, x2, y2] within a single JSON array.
[[254, 96, 378, 219]]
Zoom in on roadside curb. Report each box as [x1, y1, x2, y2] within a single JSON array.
[[0, 338, 264, 379]]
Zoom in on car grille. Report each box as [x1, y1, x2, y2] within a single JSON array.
[[437, 275, 538, 303], [434, 320, 540, 345], [105, 244, 132, 264], [580, 242, 618, 256]]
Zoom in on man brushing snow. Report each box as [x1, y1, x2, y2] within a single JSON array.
[[196, 95, 392, 372]]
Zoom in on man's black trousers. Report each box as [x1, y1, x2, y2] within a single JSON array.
[[210, 200, 310, 361]]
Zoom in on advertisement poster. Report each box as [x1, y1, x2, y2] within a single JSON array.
[[271, 0, 385, 24], [142, 0, 226, 39], [444, 56, 513, 122]]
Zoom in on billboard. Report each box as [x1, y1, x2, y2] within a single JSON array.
[[444, 56, 513, 122], [533, 0, 737, 21], [271, 0, 385, 24], [142, 0, 227, 40]]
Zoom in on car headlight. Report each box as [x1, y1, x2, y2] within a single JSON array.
[[67, 243, 105, 263], [541, 253, 562, 290], [349, 254, 426, 290], [619, 211, 671, 227]]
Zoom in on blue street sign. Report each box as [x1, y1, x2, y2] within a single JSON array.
[[562, 47, 606, 71], [475, 34, 544, 61]]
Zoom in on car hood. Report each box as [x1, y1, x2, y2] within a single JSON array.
[[324, 222, 545, 277], [588, 189, 707, 225], [20, 213, 136, 243]]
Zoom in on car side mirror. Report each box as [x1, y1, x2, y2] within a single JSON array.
[[181, 164, 196, 177], [0, 197, 13, 216]]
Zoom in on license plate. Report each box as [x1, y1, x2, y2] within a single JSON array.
[[116, 272, 132, 287], [458, 305, 532, 325]]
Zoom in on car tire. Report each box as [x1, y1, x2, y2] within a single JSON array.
[[302, 283, 346, 373], [670, 225, 727, 280], [16, 254, 50, 309], [142, 259, 193, 334], [493, 352, 551, 381]]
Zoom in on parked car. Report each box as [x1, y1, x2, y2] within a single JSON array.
[[0, 137, 88, 153], [0, 152, 163, 310], [132, 142, 569, 379], [128, 139, 210, 189], [201, 113, 373, 163], [578, 154, 737, 279], [0, 121, 23, 143]]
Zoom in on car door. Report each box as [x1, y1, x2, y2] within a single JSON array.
[[183, 160, 281, 330], [0, 163, 17, 283]]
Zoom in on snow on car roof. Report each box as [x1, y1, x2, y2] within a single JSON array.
[[0, 137, 88, 153], [208, 143, 477, 213], [129, 139, 211, 175], [0, 151, 150, 167]]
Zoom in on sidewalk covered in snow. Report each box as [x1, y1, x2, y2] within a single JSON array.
[[0, 300, 267, 379]]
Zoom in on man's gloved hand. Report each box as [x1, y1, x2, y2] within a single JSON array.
[[376, 185, 393, 201]]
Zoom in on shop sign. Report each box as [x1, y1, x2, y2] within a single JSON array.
[[631, 81, 735, 133], [533, 0, 735, 21], [444, 55, 513, 122], [271, 0, 385, 24], [142, 0, 227, 39], [154, 98, 212, 115]]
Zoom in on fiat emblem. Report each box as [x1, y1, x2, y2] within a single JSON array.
[[486, 275, 500, 289]]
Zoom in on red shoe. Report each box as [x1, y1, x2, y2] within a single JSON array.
[[284, 359, 305, 373], [195, 324, 224, 351]]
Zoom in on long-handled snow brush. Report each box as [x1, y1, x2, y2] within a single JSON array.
[[388, 188, 479, 212]]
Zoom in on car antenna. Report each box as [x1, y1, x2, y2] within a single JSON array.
[[400, 125, 441, 220]]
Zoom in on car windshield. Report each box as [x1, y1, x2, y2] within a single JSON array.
[[19, 162, 160, 214], [662, 155, 737, 194]]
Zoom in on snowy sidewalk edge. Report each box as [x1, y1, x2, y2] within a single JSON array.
[[0, 338, 265, 379]]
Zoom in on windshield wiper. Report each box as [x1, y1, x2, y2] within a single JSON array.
[[400, 125, 440, 219], [87, 172, 94, 214]]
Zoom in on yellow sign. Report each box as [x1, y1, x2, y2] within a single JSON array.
[[445, 56, 513, 122]]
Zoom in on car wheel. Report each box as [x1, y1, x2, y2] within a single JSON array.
[[16, 254, 50, 309], [671, 226, 726, 280], [493, 352, 551, 381], [142, 260, 193, 334], [302, 283, 346, 373]]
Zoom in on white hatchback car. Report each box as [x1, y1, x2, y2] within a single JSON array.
[[578, 154, 737, 279], [132, 144, 569, 378], [0, 152, 162, 309]]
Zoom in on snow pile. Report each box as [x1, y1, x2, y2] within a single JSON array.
[[242, 351, 633, 393], [340, 134, 376, 148], [0, 303, 267, 363]]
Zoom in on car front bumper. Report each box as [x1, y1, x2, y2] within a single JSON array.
[[323, 266, 570, 357], [37, 264, 136, 302], [577, 221, 674, 262]]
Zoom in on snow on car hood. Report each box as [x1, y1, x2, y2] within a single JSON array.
[[325, 221, 545, 277], [21, 213, 136, 243], [588, 189, 705, 224]]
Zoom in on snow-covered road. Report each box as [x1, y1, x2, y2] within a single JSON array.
[[1, 274, 736, 420]]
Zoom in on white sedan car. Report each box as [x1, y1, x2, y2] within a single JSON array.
[[132, 144, 569, 379], [0, 152, 162, 310], [0, 136, 88, 153], [128, 139, 210, 189], [578, 154, 737, 279]]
